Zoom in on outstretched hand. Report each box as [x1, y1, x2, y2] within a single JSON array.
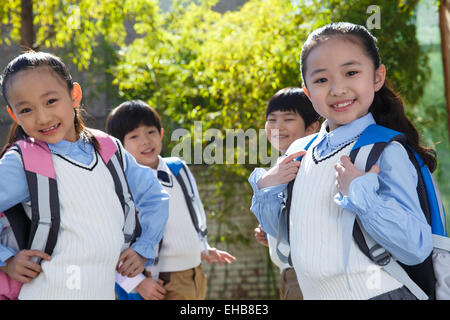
[[257, 151, 306, 189], [334, 155, 380, 196], [201, 248, 236, 266]]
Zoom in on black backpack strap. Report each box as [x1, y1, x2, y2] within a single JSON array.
[[14, 139, 61, 264]]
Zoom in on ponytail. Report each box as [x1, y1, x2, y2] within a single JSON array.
[[370, 82, 437, 172]]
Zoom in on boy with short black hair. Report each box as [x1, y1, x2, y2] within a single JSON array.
[[249, 87, 320, 300], [107, 100, 236, 300]]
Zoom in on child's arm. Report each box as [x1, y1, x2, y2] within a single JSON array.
[[0, 149, 33, 268], [122, 148, 169, 265], [334, 142, 433, 265]]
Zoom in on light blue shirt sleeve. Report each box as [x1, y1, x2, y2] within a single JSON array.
[[248, 168, 286, 238], [334, 141, 433, 265], [0, 150, 29, 266], [123, 149, 170, 267]]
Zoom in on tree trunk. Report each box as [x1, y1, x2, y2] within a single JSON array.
[[20, 0, 34, 49], [439, 0, 450, 140]]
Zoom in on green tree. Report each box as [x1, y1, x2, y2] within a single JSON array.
[[113, 0, 437, 245]]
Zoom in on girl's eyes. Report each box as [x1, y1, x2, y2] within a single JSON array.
[[346, 70, 358, 76], [314, 78, 327, 84], [47, 98, 58, 105], [19, 108, 32, 114]]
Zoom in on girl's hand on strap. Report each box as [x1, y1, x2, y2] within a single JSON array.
[[0, 249, 51, 283], [334, 155, 380, 196], [116, 248, 145, 278], [257, 151, 306, 189]]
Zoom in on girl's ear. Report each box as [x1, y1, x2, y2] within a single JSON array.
[[160, 127, 164, 140], [6, 106, 17, 122], [302, 84, 311, 100], [374, 64, 386, 92], [71, 82, 82, 108], [305, 121, 320, 136]]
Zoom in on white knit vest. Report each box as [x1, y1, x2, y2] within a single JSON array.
[[19, 152, 125, 300], [289, 139, 402, 300], [154, 162, 201, 272]]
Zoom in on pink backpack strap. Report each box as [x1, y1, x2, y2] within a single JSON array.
[[89, 129, 118, 164], [15, 139, 55, 179]]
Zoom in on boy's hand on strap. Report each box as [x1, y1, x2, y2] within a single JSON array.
[[254, 224, 269, 247], [201, 248, 236, 266], [257, 151, 306, 189], [116, 248, 145, 278], [334, 155, 380, 196], [0, 250, 50, 284], [136, 277, 166, 300]]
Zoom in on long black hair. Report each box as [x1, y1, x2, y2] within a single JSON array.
[[0, 51, 98, 156], [300, 22, 437, 172]]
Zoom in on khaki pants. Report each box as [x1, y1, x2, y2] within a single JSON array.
[[279, 267, 303, 300], [159, 265, 207, 300]]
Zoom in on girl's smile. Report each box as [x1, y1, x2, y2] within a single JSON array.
[[6, 66, 80, 144]]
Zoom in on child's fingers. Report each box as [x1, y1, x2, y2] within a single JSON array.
[[369, 164, 380, 174], [15, 274, 33, 284], [154, 282, 166, 295], [334, 162, 345, 175], [22, 260, 42, 274], [340, 156, 354, 169], [20, 266, 40, 279], [23, 250, 51, 262], [281, 151, 306, 164]]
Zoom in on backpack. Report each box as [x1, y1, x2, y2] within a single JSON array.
[[0, 129, 141, 300], [277, 123, 449, 300]]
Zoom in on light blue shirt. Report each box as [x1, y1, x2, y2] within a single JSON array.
[[0, 135, 170, 267], [249, 113, 433, 266]]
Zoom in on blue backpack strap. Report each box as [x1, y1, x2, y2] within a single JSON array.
[[410, 148, 446, 237], [349, 124, 406, 171], [164, 157, 185, 177]]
